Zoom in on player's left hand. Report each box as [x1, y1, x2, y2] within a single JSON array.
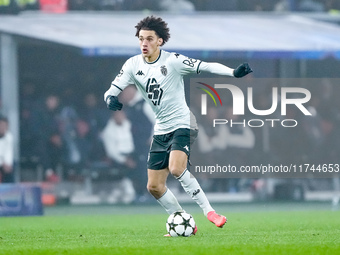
[[233, 63, 253, 78]]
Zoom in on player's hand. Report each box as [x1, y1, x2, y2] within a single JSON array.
[[233, 63, 253, 78], [106, 95, 123, 111]]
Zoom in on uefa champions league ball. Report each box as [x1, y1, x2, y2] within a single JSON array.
[[166, 211, 196, 237]]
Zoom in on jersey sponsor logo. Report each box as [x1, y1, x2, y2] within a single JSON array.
[[183, 145, 189, 152], [146, 78, 163, 106], [183, 57, 198, 68], [160, 65, 167, 76], [136, 70, 145, 76]]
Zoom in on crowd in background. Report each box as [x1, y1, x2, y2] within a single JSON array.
[[0, 65, 339, 203], [1, 0, 340, 14], [1, 0, 340, 201], [0, 115, 13, 183], [18, 80, 155, 201], [13, 75, 340, 198]]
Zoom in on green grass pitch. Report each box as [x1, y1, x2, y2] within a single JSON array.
[[0, 205, 340, 255]]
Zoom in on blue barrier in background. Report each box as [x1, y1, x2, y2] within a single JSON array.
[[0, 184, 43, 216]]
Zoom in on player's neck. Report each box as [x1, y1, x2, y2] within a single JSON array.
[[144, 49, 161, 63]]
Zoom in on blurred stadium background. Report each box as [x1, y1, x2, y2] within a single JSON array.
[[1, 0, 340, 216]]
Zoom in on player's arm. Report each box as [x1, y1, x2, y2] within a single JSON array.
[[170, 53, 252, 78], [104, 85, 123, 111], [104, 60, 134, 111], [199, 62, 253, 78]]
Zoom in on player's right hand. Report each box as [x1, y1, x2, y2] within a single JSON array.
[[106, 95, 123, 111]]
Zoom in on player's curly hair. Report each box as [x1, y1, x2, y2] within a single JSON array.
[[135, 16, 170, 46]]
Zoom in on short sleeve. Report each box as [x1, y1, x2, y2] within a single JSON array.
[[170, 53, 202, 76]]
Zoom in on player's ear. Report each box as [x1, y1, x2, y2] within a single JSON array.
[[158, 37, 163, 46]]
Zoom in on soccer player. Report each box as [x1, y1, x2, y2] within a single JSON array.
[[104, 16, 252, 234]]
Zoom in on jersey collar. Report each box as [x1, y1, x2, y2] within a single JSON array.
[[143, 50, 162, 65]]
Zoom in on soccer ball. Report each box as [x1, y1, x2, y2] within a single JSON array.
[[166, 211, 196, 237]]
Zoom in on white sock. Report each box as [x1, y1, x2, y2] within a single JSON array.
[[157, 188, 183, 215], [177, 169, 214, 216]]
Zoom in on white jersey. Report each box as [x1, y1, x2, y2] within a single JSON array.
[[109, 50, 201, 135]]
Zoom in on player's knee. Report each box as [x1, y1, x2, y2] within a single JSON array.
[[147, 182, 165, 198], [168, 167, 183, 178]]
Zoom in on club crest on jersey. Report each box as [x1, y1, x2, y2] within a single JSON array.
[[160, 65, 167, 76]]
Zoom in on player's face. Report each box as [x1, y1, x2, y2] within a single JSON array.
[[139, 30, 163, 62]]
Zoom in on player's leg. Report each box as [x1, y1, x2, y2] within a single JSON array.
[[147, 168, 184, 214], [146, 168, 168, 199], [147, 133, 184, 215], [147, 168, 189, 237], [169, 150, 213, 214], [169, 129, 213, 214], [169, 150, 226, 227], [169, 128, 227, 227]]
